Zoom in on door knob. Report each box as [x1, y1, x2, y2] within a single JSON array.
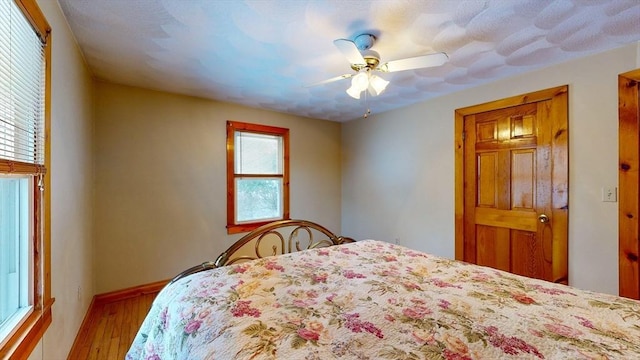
[[538, 214, 550, 223]]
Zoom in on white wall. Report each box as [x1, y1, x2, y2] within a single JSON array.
[[93, 82, 342, 293], [342, 42, 640, 296], [29, 1, 94, 360]]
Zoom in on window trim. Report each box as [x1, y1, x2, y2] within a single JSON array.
[[226, 121, 290, 234], [0, 0, 52, 358]]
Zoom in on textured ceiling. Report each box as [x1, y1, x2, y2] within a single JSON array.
[[57, 0, 640, 122]]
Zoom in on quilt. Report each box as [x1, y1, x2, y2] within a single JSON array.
[[127, 240, 640, 359]]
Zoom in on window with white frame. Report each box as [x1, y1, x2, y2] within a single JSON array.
[[226, 121, 289, 234], [0, 0, 51, 357]]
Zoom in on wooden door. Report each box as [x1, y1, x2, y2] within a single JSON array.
[[455, 86, 568, 284], [619, 69, 640, 299]]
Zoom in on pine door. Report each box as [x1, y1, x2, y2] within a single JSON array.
[[455, 86, 568, 283]]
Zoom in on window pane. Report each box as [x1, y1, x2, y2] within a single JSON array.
[[0, 177, 30, 330], [236, 178, 282, 223], [235, 132, 282, 174]]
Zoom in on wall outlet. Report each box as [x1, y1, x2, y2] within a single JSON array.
[[602, 187, 617, 202]]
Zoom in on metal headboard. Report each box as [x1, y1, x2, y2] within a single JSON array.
[[169, 219, 354, 284]]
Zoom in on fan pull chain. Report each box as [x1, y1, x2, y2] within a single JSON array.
[[363, 88, 371, 118]]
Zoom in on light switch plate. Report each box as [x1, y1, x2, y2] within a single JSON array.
[[602, 187, 617, 202]]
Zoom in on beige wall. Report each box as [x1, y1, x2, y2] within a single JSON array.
[[342, 42, 640, 296], [93, 82, 342, 293], [29, 1, 95, 359]]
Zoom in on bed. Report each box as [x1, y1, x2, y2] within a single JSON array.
[[127, 219, 640, 359]]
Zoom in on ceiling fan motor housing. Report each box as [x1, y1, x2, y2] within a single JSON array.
[[351, 34, 380, 71], [363, 51, 380, 68], [354, 33, 375, 51]]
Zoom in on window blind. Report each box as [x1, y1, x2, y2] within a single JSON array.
[[0, 0, 45, 170], [235, 132, 283, 175]]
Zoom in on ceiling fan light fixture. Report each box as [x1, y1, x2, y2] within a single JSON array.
[[352, 72, 369, 91], [346, 71, 369, 99], [346, 85, 362, 99], [368, 74, 389, 96]]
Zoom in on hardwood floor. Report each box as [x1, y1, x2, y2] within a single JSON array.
[[67, 286, 162, 360]]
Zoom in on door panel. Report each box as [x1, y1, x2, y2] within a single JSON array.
[[512, 150, 535, 210], [455, 86, 568, 284], [476, 225, 497, 267], [476, 121, 498, 142], [476, 225, 510, 272], [477, 152, 497, 207], [511, 229, 549, 279]]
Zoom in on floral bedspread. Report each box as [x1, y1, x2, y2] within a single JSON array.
[[127, 240, 640, 359]]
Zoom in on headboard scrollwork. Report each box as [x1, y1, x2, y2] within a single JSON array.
[[170, 219, 354, 284]]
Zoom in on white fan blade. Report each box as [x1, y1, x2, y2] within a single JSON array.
[[333, 39, 366, 66], [305, 73, 353, 87], [379, 52, 448, 72]]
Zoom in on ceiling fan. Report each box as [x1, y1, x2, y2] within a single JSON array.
[[309, 33, 449, 100]]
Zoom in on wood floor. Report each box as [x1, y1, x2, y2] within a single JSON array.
[[67, 285, 163, 360]]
